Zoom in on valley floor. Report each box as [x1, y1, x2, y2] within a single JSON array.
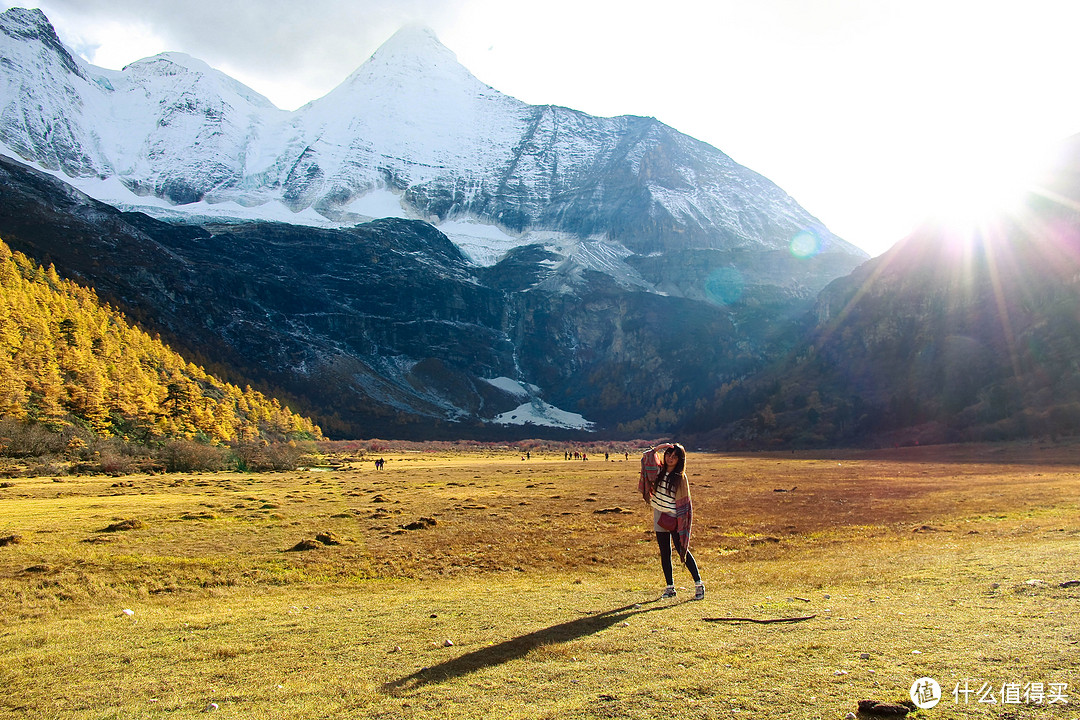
[[1, 443, 1078, 719]]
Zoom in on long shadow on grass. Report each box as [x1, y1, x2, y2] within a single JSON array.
[[382, 598, 680, 694]]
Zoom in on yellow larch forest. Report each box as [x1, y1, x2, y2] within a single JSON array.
[[0, 237, 322, 444]]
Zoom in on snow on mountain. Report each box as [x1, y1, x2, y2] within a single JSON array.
[[0, 8, 102, 175], [483, 377, 594, 430], [0, 7, 867, 269], [346, 188, 408, 219], [295, 24, 528, 178], [277, 23, 540, 226], [492, 399, 595, 430], [435, 219, 526, 266]]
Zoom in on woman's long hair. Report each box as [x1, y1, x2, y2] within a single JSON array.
[[658, 443, 686, 489]]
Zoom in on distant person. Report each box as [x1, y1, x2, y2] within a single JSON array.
[[638, 442, 703, 600]]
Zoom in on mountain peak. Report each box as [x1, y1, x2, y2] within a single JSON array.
[[0, 6, 84, 78], [0, 6, 49, 33], [369, 25, 458, 66], [126, 51, 216, 75], [122, 51, 278, 109], [343, 24, 476, 87], [319, 23, 493, 108]]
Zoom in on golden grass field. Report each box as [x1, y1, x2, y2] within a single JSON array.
[[1, 442, 1078, 719]]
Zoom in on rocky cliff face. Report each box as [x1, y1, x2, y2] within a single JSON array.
[[0, 153, 792, 438]]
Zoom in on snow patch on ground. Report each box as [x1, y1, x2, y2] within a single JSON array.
[[482, 377, 594, 430], [492, 400, 594, 430], [481, 376, 536, 399]]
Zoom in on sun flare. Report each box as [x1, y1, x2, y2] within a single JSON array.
[[926, 142, 1057, 233]]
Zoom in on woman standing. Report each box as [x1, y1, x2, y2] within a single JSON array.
[[639, 442, 704, 600]]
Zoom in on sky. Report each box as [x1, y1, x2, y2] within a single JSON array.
[[6, 0, 1080, 257]]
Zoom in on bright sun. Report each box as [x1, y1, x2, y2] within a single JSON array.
[[926, 141, 1056, 233]]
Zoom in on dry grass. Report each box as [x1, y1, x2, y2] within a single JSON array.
[[1, 442, 1079, 718]]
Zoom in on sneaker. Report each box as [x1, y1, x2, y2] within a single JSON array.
[[661, 586, 677, 598], [693, 583, 705, 601]]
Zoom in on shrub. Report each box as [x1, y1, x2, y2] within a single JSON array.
[[159, 439, 228, 473], [26, 460, 67, 477], [94, 451, 141, 476], [229, 441, 305, 472], [0, 419, 66, 458], [102, 519, 145, 532]]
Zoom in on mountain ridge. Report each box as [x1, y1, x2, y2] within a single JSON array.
[[685, 146, 1080, 448], [0, 7, 866, 267]]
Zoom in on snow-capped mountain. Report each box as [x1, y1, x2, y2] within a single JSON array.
[[0, 7, 865, 270], [0, 7, 874, 437]]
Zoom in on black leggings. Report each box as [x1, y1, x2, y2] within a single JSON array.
[[656, 531, 701, 586]]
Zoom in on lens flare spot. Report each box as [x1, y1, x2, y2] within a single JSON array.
[[705, 267, 745, 305], [790, 230, 822, 258]]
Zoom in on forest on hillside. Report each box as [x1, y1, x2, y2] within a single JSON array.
[[0, 237, 321, 469]]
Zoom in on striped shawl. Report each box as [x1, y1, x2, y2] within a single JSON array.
[[638, 448, 693, 560]]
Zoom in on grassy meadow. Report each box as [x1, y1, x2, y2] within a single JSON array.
[[1, 442, 1078, 719]]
